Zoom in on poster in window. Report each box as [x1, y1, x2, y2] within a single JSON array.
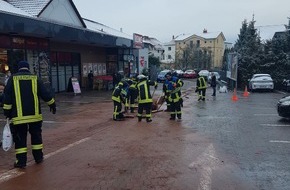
[[38, 52, 50, 85], [98, 63, 102, 75], [93, 64, 98, 76], [88, 63, 93, 73], [83, 64, 87, 77], [102, 63, 106, 75]]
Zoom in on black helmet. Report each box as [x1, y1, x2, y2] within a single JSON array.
[[165, 72, 172, 77]]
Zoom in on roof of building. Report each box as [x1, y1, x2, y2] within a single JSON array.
[[198, 31, 223, 39], [163, 39, 175, 46], [143, 36, 164, 50], [257, 25, 286, 42], [83, 18, 132, 40], [0, 0, 132, 40], [0, 0, 32, 17], [171, 31, 225, 42], [174, 33, 193, 41], [5, 0, 50, 17]]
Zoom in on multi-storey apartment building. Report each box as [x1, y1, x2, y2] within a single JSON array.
[[173, 29, 226, 70]]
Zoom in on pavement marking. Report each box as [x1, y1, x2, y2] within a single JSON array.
[[189, 144, 220, 190], [270, 140, 290, 144], [43, 121, 75, 124], [0, 119, 74, 124], [260, 124, 290, 127], [254, 114, 277, 116], [59, 100, 92, 103], [0, 137, 91, 184], [44, 137, 91, 160]]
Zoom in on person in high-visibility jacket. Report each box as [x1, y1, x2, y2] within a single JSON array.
[[3, 61, 56, 168], [112, 81, 127, 121], [126, 78, 138, 113], [196, 74, 207, 101], [164, 72, 184, 120], [136, 74, 158, 122]]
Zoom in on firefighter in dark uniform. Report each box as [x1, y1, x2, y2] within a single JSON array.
[[126, 78, 138, 113], [136, 74, 158, 122], [163, 73, 172, 112], [112, 81, 127, 121], [196, 74, 207, 101], [3, 61, 56, 168], [164, 72, 184, 120]]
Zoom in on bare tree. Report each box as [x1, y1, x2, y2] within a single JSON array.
[[175, 44, 212, 70]]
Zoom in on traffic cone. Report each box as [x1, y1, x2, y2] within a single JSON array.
[[243, 86, 249, 97], [231, 88, 238, 101]]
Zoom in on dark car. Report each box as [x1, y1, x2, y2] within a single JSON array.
[[282, 78, 290, 92], [277, 96, 290, 118], [157, 70, 170, 83]]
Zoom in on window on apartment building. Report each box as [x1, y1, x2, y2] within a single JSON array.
[[205, 41, 207, 43], [196, 40, 200, 48], [210, 41, 212, 43], [190, 41, 193, 48], [217, 39, 219, 43], [168, 47, 171, 51], [168, 55, 172, 59]]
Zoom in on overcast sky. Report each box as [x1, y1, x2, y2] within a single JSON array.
[[73, 0, 290, 44]]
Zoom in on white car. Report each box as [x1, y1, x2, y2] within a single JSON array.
[[174, 70, 184, 78], [198, 70, 210, 81], [248, 74, 274, 91]]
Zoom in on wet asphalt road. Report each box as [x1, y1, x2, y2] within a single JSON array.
[[0, 79, 290, 190]]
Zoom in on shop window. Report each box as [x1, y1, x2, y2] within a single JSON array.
[[0, 35, 11, 48], [0, 48, 8, 73], [8, 49, 25, 74], [11, 37, 25, 49]]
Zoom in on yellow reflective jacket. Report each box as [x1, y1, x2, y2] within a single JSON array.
[[3, 70, 55, 125], [137, 79, 157, 104]]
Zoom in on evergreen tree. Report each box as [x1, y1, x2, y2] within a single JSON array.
[[234, 18, 263, 88]]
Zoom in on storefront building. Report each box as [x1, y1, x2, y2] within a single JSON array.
[[0, 1, 134, 92]]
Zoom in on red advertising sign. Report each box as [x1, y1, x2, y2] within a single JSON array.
[[140, 56, 145, 67], [133, 33, 143, 49]]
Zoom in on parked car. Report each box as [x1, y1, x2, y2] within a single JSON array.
[[248, 74, 274, 92], [208, 72, 220, 84], [183, 69, 197, 78], [277, 95, 290, 118], [282, 77, 290, 92], [174, 70, 184, 78], [157, 70, 170, 82], [198, 70, 210, 81]]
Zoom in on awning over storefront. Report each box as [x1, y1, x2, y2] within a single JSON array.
[[0, 12, 132, 48]]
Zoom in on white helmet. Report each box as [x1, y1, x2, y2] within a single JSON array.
[[137, 74, 146, 80]]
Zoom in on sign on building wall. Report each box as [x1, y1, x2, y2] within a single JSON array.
[[133, 33, 143, 49], [227, 53, 238, 81]]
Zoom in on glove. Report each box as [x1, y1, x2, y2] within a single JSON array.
[[49, 103, 56, 114]]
